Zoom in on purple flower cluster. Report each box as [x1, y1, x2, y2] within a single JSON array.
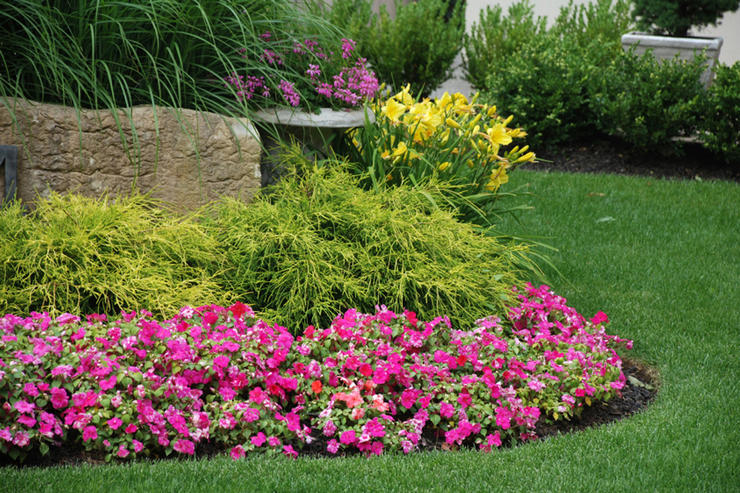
[[224, 73, 270, 102], [279, 80, 300, 107], [318, 59, 379, 107], [224, 34, 378, 109]]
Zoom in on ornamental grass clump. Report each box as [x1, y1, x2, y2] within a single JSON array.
[[0, 194, 228, 318], [204, 160, 529, 332], [0, 284, 633, 462]]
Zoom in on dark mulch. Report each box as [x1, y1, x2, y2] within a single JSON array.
[[535, 358, 658, 439], [535, 137, 739, 182]]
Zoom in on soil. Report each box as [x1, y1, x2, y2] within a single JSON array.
[[535, 137, 739, 182]]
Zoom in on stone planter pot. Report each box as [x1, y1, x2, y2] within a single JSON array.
[[253, 107, 374, 186], [621, 32, 724, 87]]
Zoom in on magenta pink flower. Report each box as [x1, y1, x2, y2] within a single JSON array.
[[326, 439, 339, 454], [99, 374, 117, 391], [13, 431, 30, 447], [107, 417, 123, 430], [133, 440, 144, 453], [173, 439, 195, 455], [23, 383, 39, 397], [117, 445, 130, 458], [124, 424, 138, 434], [14, 400, 34, 414], [17, 415, 36, 428], [339, 429, 357, 445], [251, 432, 266, 447], [283, 444, 298, 459], [231, 444, 245, 460], [82, 425, 98, 442]]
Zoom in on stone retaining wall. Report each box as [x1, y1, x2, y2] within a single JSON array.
[[0, 98, 261, 211]]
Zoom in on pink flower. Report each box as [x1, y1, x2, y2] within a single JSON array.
[[13, 431, 30, 447], [323, 420, 337, 437], [173, 439, 195, 455], [117, 445, 130, 458], [495, 406, 513, 430], [213, 355, 230, 368], [283, 444, 298, 459], [401, 440, 414, 454], [14, 400, 34, 414], [23, 383, 39, 397], [457, 391, 472, 409], [590, 311, 609, 325], [400, 389, 421, 408], [341, 38, 356, 59], [251, 432, 266, 447], [133, 440, 144, 453], [107, 417, 123, 430], [242, 407, 260, 423], [326, 439, 339, 454], [17, 415, 36, 428], [339, 430, 357, 445], [231, 444, 245, 460], [99, 375, 117, 391], [125, 423, 138, 434], [439, 402, 455, 419], [82, 425, 98, 442], [267, 436, 281, 447], [527, 378, 546, 392]]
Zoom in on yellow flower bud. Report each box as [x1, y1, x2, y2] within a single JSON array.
[[445, 118, 461, 129], [514, 151, 536, 163], [438, 161, 451, 171]]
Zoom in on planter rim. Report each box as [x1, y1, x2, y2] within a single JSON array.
[[621, 32, 723, 50], [253, 107, 374, 128]]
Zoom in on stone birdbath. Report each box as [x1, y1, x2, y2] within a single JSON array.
[[253, 107, 374, 186]]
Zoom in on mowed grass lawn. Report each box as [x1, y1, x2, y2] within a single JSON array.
[[2, 169, 738, 493]]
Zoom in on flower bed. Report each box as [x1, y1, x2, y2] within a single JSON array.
[[0, 284, 632, 463]]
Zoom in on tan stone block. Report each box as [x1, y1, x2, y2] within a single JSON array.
[[0, 98, 261, 211]]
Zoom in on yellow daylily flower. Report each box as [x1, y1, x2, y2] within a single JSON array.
[[382, 98, 407, 123], [438, 161, 451, 171], [487, 123, 513, 146], [485, 166, 509, 191], [394, 84, 414, 106], [436, 92, 453, 111]]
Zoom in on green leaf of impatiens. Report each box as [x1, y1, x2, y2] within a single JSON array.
[[39, 442, 49, 456]]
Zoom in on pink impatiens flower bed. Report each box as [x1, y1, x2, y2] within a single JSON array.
[[0, 284, 632, 463]]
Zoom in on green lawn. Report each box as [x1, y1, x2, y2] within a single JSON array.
[[2, 169, 738, 493]]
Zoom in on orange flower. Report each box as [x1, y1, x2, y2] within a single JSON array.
[[311, 380, 323, 394]]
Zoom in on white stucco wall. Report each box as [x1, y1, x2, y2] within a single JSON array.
[[464, 0, 739, 65]]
